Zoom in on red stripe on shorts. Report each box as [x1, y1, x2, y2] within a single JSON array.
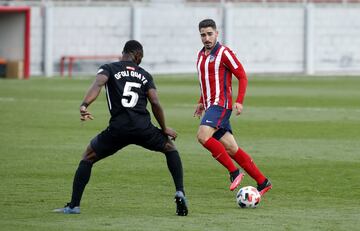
[[217, 108, 227, 127]]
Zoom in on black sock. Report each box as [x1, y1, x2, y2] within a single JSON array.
[[70, 160, 93, 208], [164, 150, 185, 194]]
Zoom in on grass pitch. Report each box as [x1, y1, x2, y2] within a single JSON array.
[[0, 75, 359, 231]]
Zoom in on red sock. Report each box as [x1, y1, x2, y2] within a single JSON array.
[[203, 137, 237, 173], [232, 148, 266, 184]]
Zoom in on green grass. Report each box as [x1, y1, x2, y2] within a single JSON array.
[[0, 75, 360, 231]]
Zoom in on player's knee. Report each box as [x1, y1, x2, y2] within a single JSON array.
[[225, 146, 237, 156], [163, 141, 176, 153], [81, 145, 100, 163], [197, 132, 209, 145]]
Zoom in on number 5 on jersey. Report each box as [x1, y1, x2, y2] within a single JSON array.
[[122, 82, 141, 108]]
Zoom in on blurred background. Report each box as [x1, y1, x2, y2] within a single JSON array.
[[0, 0, 359, 78]]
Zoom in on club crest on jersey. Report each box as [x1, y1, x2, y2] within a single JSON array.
[[126, 66, 135, 71], [209, 55, 215, 62]]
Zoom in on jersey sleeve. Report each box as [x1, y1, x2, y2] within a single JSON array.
[[222, 48, 248, 104], [96, 64, 111, 77], [144, 73, 156, 92]]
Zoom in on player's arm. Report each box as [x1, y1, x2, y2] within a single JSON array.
[[195, 52, 205, 118], [223, 49, 248, 115], [147, 88, 177, 140], [194, 97, 204, 118], [80, 74, 109, 121]]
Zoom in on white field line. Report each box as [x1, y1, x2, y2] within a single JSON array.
[[1, 99, 359, 113], [174, 103, 360, 112], [265, 106, 360, 113], [0, 97, 80, 104], [0, 97, 15, 102]]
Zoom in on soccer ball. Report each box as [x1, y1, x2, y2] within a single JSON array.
[[236, 186, 261, 208]]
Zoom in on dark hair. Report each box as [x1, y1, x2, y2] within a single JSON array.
[[123, 40, 143, 54], [198, 19, 217, 31]]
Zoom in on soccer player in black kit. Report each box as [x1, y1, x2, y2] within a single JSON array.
[[53, 40, 188, 216]]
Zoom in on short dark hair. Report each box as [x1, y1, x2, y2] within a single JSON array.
[[123, 40, 143, 55], [198, 19, 217, 31]]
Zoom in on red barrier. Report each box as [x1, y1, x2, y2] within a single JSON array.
[[60, 55, 120, 77]]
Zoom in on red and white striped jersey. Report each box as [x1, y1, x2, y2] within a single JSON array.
[[196, 42, 248, 110]]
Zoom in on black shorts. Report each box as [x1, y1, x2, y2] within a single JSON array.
[[213, 128, 232, 140], [90, 123, 168, 158]]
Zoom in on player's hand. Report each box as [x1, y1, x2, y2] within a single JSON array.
[[164, 127, 177, 141], [234, 102, 243, 116], [80, 105, 94, 121], [193, 103, 204, 118]]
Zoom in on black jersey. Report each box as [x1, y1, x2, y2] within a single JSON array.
[[97, 61, 156, 130]]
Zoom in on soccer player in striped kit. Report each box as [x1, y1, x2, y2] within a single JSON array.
[[194, 19, 272, 195]]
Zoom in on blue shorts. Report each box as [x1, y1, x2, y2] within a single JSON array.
[[200, 105, 232, 140]]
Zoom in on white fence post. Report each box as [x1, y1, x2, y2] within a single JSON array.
[[131, 4, 141, 41], [43, 3, 53, 77], [223, 3, 233, 48], [304, 3, 314, 75]]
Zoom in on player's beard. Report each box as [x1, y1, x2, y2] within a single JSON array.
[[204, 41, 214, 51]]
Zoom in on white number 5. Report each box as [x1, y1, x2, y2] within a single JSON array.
[[122, 82, 141, 108]]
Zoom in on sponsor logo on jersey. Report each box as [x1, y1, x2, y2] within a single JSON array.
[[126, 66, 135, 71], [97, 68, 104, 74]]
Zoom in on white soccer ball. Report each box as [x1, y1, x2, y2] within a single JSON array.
[[236, 186, 261, 208]]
